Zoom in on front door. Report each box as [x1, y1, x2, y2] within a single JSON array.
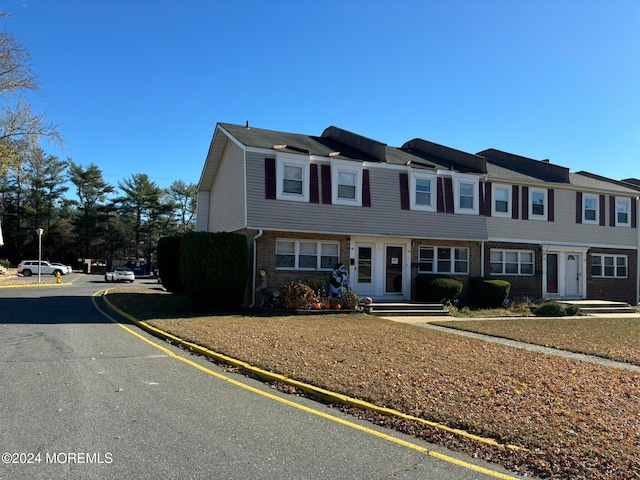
[[385, 246, 403, 295], [354, 244, 374, 295], [565, 253, 580, 296], [546, 254, 558, 294]]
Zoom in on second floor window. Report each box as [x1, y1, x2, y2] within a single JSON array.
[[492, 184, 511, 217], [331, 160, 362, 206], [276, 154, 309, 202], [453, 174, 479, 215], [583, 194, 598, 223], [529, 188, 547, 220], [410, 172, 436, 211], [616, 198, 631, 226]]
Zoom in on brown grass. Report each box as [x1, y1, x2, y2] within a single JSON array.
[[106, 288, 640, 479], [433, 317, 640, 366]]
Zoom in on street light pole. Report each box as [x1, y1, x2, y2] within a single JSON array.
[[36, 228, 44, 283]]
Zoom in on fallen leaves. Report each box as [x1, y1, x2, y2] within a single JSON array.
[[108, 289, 640, 479]]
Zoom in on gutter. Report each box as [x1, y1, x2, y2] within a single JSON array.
[[249, 229, 264, 308]]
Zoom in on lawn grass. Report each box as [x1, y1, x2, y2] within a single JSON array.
[[105, 287, 640, 479], [433, 317, 640, 366]]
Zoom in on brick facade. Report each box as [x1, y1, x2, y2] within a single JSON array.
[[483, 241, 543, 301], [587, 247, 637, 305]]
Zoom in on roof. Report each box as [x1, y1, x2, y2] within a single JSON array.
[[200, 123, 637, 196]]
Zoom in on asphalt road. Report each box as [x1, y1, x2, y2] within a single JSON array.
[[0, 274, 517, 479]]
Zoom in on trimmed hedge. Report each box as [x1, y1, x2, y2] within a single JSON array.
[[179, 231, 248, 311], [157, 236, 183, 294], [415, 274, 463, 303], [469, 277, 511, 308]]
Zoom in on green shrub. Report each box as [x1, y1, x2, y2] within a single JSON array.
[[534, 302, 566, 317], [179, 231, 248, 311], [280, 281, 318, 310], [415, 274, 463, 303], [301, 272, 327, 297], [469, 277, 511, 308], [157, 236, 183, 294], [0, 259, 10, 269], [564, 304, 581, 316]]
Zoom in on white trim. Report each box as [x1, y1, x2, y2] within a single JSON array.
[[615, 197, 632, 227], [410, 171, 436, 211], [453, 173, 479, 215], [529, 187, 548, 221], [275, 153, 310, 203], [331, 159, 362, 206], [582, 193, 599, 224], [488, 237, 637, 250], [491, 183, 511, 218]]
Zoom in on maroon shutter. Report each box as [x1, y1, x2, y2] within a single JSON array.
[[479, 182, 485, 216], [548, 189, 554, 222], [609, 196, 616, 227], [521, 186, 529, 220], [512, 185, 519, 219], [399, 172, 409, 210], [321, 164, 332, 204], [599, 195, 606, 226], [437, 177, 444, 212], [484, 182, 492, 217], [444, 178, 454, 213], [632, 200, 637, 228], [264, 158, 276, 199], [310, 164, 319, 203], [362, 169, 371, 207], [576, 192, 583, 223]]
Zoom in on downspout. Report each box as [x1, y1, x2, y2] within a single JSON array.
[[249, 229, 264, 308], [480, 241, 485, 277]]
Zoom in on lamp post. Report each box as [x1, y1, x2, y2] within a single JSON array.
[[36, 228, 44, 283]]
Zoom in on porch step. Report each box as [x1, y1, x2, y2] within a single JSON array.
[[367, 302, 450, 317], [559, 300, 637, 315]]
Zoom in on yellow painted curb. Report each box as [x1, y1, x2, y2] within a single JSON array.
[[102, 290, 528, 453], [0, 282, 72, 288]]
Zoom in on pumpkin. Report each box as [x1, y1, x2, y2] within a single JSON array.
[[335, 304, 342, 310], [314, 302, 321, 310]]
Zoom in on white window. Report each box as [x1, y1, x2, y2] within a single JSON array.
[[529, 188, 547, 220], [583, 194, 599, 224], [615, 197, 631, 227], [276, 239, 339, 271], [453, 174, 479, 215], [410, 172, 436, 211], [418, 246, 469, 274], [331, 160, 362, 206], [491, 184, 511, 217], [490, 250, 534, 275], [591, 254, 627, 278], [276, 154, 309, 202]]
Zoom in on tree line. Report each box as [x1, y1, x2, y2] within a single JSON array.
[[0, 10, 197, 268]]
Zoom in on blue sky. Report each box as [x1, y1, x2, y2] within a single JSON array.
[[4, 0, 639, 190]]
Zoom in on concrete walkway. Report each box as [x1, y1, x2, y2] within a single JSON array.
[[382, 314, 640, 373]]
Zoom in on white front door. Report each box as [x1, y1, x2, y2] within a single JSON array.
[[351, 238, 410, 300], [354, 244, 374, 295], [565, 253, 581, 297]]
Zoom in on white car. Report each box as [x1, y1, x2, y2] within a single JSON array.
[[17, 260, 66, 277], [104, 267, 135, 283], [51, 262, 73, 274]]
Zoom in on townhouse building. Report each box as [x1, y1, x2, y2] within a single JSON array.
[[197, 122, 639, 307]]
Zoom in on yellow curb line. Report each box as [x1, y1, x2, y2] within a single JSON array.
[[101, 290, 527, 455], [0, 282, 72, 288]]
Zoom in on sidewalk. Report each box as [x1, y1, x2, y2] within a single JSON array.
[[383, 314, 640, 373]]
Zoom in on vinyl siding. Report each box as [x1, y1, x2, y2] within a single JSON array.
[[246, 152, 487, 240], [486, 187, 637, 247], [208, 140, 246, 232]]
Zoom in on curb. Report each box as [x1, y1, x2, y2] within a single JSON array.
[[102, 289, 527, 453], [0, 282, 72, 289]]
